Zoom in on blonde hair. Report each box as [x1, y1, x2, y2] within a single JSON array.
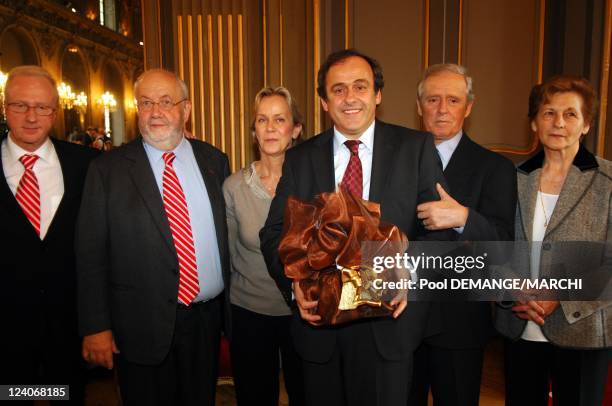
[[250, 86, 304, 139], [5, 65, 59, 104]]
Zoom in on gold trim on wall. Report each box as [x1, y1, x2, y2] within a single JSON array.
[[457, 0, 463, 65], [207, 14, 216, 147], [187, 15, 197, 137], [424, 0, 430, 69], [238, 14, 246, 169], [217, 14, 226, 152], [280, 0, 284, 85], [197, 14, 206, 142], [156, 0, 162, 67], [597, 0, 612, 157], [177, 15, 184, 80], [536, 0, 545, 83], [491, 0, 545, 156], [314, 0, 321, 134], [228, 14, 237, 172], [263, 0, 268, 87], [345, 0, 350, 49]]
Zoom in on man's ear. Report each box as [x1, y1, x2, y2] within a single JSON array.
[[464, 100, 474, 118], [320, 97, 329, 112]]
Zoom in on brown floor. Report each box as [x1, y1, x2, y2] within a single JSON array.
[[62, 339, 506, 406]]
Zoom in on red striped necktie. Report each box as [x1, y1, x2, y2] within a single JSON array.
[[16, 154, 41, 236], [162, 152, 200, 305], [341, 140, 363, 198]]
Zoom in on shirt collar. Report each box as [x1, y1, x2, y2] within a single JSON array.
[[518, 143, 599, 174], [5, 133, 54, 165], [332, 121, 375, 154], [435, 130, 463, 157], [142, 136, 189, 164]]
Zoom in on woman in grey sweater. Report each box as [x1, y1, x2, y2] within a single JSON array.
[[223, 87, 304, 406]]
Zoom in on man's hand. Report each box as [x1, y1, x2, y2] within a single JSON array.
[[82, 329, 119, 369], [417, 183, 468, 230], [390, 290, 408, 318], [293, 281, 321, 325], [512, 300, 559, 326]]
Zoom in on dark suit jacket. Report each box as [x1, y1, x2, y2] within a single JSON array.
[[0, 137, 98, 351], [260, 120, 448, 363], [76, 137, 230, 365], [426, 133, 517, 349]]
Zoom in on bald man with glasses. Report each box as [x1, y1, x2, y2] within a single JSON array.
[[0, 65, 98, 404]]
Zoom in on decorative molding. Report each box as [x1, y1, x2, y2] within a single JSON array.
[[597, 0, 611, 157], [0, 0, 142, 66]]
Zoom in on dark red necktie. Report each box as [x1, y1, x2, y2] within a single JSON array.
[[16, 154, 41, 236], [162, 152, 200, 305], [341, 140, 363, 198]]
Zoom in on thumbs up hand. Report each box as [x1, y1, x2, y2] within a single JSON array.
[[416, 183, 469, 230]]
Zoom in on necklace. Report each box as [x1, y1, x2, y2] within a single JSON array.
[[538, 185, 550, 228]]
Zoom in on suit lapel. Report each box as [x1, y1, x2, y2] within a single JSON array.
[[311, 129, 335, 193], [0, 140, 39, 240], [442, 134, 475, 196], [0, 136, 46, 241], [189, 140, 226, 252], [545, 166, 596, 237], [124, 140, 175, 253], [517, 169, 539, 241], [44, 139, 76, 241], [369, 121, 397, 202]]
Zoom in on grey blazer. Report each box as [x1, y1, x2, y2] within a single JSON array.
[[495, 145, 612, 349]]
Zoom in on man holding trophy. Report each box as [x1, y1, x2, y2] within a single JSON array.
[[260, 49, 448, 406]]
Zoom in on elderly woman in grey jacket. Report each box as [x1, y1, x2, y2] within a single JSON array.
[[495, 76, 612, 406]]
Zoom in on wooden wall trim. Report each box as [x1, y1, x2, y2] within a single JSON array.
[[597, 0, 611, 157]]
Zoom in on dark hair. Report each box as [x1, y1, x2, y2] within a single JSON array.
[[316, 48, 384, 100], [72, 132, 92, 146], [528, 75, 598, 124]]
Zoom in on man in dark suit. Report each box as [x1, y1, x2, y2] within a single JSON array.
[[260, 49, 447, 406], [0, 65, 97, 404], [76, 69, 230, 406], [408, 64, 517, 406]]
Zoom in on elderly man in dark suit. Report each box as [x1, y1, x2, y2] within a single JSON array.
[[76, 69, 230, 406], [408, 64, 517, 406], [0, 65, 97, 404], [260, 49, 447, 406]]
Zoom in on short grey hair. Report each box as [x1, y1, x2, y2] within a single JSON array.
[[134, 69, 189, 100], [5, 65, 59, 104], [417, 63, 474, 102]]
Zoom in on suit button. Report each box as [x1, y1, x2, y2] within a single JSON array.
[[542, 242, 551, 250], [171, 268, 178, 274], [39, 289, 45, 295], [168, 298, 174, 304], [573, 311, 581, 319]]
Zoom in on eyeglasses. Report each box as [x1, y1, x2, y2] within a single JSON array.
[[137, 97, 187, 112], [6, 102, 56, 116]]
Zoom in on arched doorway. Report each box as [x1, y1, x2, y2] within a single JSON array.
[[0, 27, 39, 70], [102, 61, 125, 146], [61, 45, 89, 135]]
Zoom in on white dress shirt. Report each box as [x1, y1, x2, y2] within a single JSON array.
[[143, 137, 224, 303], [1, 135, 64, 239], [332, 121, 375, 200], [435, 130, 463, 171]]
